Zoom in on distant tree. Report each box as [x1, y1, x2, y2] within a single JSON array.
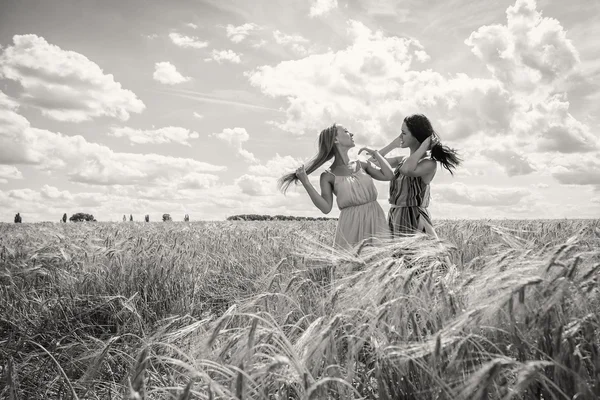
[[14, 213, 22, 223], [162, 213, 172, 222], [184, 214, 189, 222], [130, 214, 133, 222], [62, 213, 67, 223], [123, 215, 126, 222], [145, 214, 149, 222], [226, 214, 338, 221], [69, 213, 96, 222]]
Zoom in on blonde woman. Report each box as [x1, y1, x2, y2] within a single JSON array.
[[279, 124, 394, 249]]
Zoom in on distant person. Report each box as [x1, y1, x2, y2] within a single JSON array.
[[279, 123, 394, 249], [372, 114, 461, 238]]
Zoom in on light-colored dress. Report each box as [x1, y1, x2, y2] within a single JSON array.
[[327, 161, 389, 249], [388, 159, 437, 238]]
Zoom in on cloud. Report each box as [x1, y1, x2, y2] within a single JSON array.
[[204, 49, 241, 64], [464, 0, 598, 153], [550, 158, 600, 186], [176, 172, 220, 189], [234, 174, 275, 196], [0, 165, 23, 183], [212, 127, 257, 162], [248, 20, 486, 140], [193, 112, 204, 119], [246, 1, 597, 159], [153, 62, 191, 84], [272, 30, 310, 55], [0, 95, 225, 186], [309, 0, 338, 17], [226, 23, 260, 43], [168, 32, 208, 49], [465, 0, 580, 97], [0, 34, 145, 122], [248, 154, 304, 177], [186, 23, 198, 29], [109, 126, 200, 146], [40, 184, 74, 201], [481, 148, 536, 176], [436, 182, 531, 207], [252, 40, 268, 49]]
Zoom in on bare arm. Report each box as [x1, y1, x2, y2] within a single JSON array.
[[371, 137, 404, 168], [400, 137, 433, 177], [296, 167, 335, 214], [358, 148, 395, 181]]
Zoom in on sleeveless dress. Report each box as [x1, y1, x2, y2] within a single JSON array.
[[327, 161, 389, 249], [388, 159, 438, 238]]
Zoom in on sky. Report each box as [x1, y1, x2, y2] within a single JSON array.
[[0, 0, 599, 222]]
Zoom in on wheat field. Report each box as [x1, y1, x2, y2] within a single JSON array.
[[1, 219, 599, 399]]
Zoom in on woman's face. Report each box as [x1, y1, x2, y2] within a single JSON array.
[[335, 125, 355, 148], [399, 121, 418, 148]]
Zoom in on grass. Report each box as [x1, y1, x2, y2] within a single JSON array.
[[1, 219, 599, 399]]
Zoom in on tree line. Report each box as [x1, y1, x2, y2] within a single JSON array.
[[12, 212, 337, 223], [226, 214, 338, 221], [12, 213, 191, 223]]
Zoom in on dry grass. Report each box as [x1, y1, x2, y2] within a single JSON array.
[[0, 219, 599, 399]]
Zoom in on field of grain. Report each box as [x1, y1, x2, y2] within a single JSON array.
[[1, 219, 599, 399]]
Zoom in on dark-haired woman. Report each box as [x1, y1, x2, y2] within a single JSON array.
[[374, 114, 461, 238], [279, 123, 394, 250]]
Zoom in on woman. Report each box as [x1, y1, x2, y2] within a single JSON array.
[[374, 114, 461, 238], [279, 123, 394, 250]]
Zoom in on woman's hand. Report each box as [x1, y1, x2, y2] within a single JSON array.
[[295, 165, 309, 184], [358, 147, 380, 158]]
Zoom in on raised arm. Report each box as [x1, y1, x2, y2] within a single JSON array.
[[358, 148, 395, 181], [399, 137, 436, 179], [370, 137, 404, 169], [296, 166, 335, 214]]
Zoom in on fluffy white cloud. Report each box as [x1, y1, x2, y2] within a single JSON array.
[[109, 126, 200, 146], [226, 23, 260, 43], [465, 0, 580, 98], [0, 34, 145, 122], [248, 154, 304, 178], [168, 32, 208, 49], [247, 0, 598, 160], [248, 20, 471, 140], [465, 0, 598, 154], [235, 174, 275, 196], [0, 165, 23, 183], [212, 127, 257, 163], [176, 172, 220, 189], [436, 182, 531, 206], [272, 30, 309, 55], [193, 112, 204, 119], [0, 94, 225, 186], [309, 0, 338, 17], [204, 49, 241, 64], [550, 158, 600, 186], [153, 62, 191, 84], [186, 23, 198, 29], [40, 184, 73, 201]]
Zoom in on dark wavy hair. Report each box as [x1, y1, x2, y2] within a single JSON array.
[[404, 114, 461, 175], [278, 124, 338, 193]]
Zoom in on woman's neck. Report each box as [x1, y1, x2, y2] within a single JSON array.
[[332, 147, 351, 168]]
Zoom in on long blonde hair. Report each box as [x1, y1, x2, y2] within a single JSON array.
[[278, 124, 338, 193]]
